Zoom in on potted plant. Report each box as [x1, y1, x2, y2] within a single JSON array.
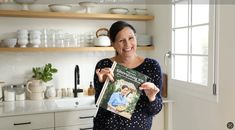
[[26, 63, 58, 100], [32, 63, 58, 83]]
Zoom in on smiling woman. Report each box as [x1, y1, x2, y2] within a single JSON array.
[[93, 21, 163, 130]]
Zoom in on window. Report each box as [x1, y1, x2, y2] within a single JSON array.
[[170, 0, 217, 101]]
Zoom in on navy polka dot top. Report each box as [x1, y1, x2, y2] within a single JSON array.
[[93, 58, 163, 130]]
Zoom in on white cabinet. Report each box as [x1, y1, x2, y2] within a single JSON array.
[[0, 113, 54, 130], [55, 108, 96, 130], [55, 124, 93, 130], [151, 107, 164, 130]]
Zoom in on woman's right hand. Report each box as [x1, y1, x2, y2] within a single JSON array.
[[96, 67, 114, 83]]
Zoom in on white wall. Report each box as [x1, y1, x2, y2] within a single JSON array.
[[0, 4, 149, 89], [217, 5, 235, 130]]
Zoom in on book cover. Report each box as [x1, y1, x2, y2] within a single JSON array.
[[96, 61, 149, 119]]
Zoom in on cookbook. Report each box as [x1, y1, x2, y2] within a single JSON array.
[[96, 61, 149, 119]]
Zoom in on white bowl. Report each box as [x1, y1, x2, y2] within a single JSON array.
[[48, 4, 72, 12], [134, 8, 148, 15], [109, 8, 129, 14], [18, 39, 28, 48], [14, 0, 37, 4], [2, 38, 17, 48], [78, 2, 97, 7]]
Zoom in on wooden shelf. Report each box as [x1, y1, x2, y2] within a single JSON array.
[[0, 46, 154, 52], [0, 10, 154, 21]]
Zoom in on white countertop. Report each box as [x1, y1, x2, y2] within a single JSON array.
[[0, 97, 173, 117], [0, 96, 96, 117]]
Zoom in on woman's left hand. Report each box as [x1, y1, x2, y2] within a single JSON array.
[[139, 82, 160, 102]]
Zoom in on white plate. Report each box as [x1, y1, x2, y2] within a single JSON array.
[[109, 8, 129, 14]]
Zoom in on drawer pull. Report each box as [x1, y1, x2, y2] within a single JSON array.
[[14, 122, 31, 126], [79, 116, 94, 119], [80, 127, 93, 130]]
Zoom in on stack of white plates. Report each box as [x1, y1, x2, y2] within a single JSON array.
[[136, 34, 152, 46]]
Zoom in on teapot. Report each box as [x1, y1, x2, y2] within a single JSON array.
[[94, 28, 111, 47]]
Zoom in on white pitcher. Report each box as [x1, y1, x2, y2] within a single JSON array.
[[26, 80, 45, 100]]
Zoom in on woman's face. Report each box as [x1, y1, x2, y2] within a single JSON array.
[[113, 27, 137, 57]]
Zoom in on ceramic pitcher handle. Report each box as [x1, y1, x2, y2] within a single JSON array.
[[26, 81, 32, 94]]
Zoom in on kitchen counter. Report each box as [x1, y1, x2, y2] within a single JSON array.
[[0, 96, 96, 117], [0, 97, 172, 118]]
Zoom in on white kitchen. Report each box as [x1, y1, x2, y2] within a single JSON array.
[[0, 0, 234, 130]]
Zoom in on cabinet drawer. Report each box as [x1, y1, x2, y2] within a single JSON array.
[[0, 113, 54, 130], [55, 109, 96, 127], [56, 124, 93, 130]]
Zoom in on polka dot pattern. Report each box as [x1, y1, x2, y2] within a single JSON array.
[[93, 58, 163, 130]]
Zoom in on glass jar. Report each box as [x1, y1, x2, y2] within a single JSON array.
[[3, 85, 15, 101], [15, 85, 25, 101]]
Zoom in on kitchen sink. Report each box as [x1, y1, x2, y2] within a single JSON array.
[[54, 96, 95, 108]]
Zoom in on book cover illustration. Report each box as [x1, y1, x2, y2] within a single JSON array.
[[96, 61, 149, 119]]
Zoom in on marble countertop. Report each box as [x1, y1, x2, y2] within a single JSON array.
[[0, 96, 96, 117], [0, 96, 173, 117]]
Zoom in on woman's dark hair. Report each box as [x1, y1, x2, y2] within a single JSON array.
[[108, 21, 136, 43]]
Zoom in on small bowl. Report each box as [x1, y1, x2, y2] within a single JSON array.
[[134, 8, 148, 15], [48, 4, 72, 12], [109, 8, 129, 14], [2, 38, 17, 48]]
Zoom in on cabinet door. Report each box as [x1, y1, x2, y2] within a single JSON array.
[[38, 128, 55, 130], [151, 106, 164, 130], [56, 124, 93, 130], [55, 109, 96, 127], [0, 113, 54, 130]]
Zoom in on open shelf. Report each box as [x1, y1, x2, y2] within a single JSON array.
[[0, 10, 154, 21], [0, 46, 154, 52]]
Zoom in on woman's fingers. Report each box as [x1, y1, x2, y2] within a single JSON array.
[[96, 68, 114, 82], [139, 82, 160, 102], [139, 82, 160, 93]]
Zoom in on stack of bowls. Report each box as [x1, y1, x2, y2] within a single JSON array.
[[136, 34, 152, 46], [29, 30, 41, 47], [17, 29, 29, 48], [1, 38, 17, 48]]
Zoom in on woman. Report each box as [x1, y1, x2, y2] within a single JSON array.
[[93, 21, 163, 130]]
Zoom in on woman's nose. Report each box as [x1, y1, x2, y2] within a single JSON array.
[[123, 39, 130, 46]]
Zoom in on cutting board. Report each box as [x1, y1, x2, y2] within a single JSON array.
[[162, 73, 168, 98]]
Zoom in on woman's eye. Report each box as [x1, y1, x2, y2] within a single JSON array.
[[129, 36, 134, 40], [118, 39, 123, 43]]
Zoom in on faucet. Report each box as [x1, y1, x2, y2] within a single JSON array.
[[73, 65, 83, 97]]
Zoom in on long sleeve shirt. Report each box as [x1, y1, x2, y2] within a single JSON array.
[[93, 58, 163, 130]]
